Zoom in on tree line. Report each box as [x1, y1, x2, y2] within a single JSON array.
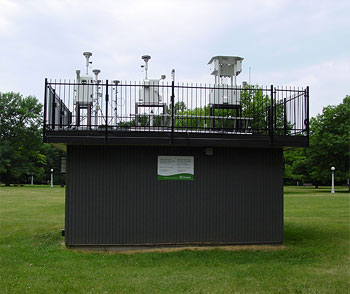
[[284, 95, 349, 187], [0, 92, 64, 186], [0, 91, 349, 187]]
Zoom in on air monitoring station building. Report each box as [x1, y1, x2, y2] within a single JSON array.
[[44, 53, 309, 247]]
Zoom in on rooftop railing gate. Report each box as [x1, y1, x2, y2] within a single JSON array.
[[43, 80, 309, 143], [44, 78, 73, 141]]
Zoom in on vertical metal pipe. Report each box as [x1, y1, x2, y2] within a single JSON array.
[[171, 80, 175, 144], [52, 89, 56, 130], [284, 97, 287, 135], [114, 83, 118, 126], [60, 98, 63, 128], [306, 86, 310, 147], [95, 81, 99, 127], [43, 78, 48, 141], [293, 87, 296, 135], [105, 80, 109, 144], [269, 85, 274, 144], [63, 79, 66, 126], [274, 87, 277, 133]]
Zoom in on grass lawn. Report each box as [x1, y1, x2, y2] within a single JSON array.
[[0, 185, 349, 293]]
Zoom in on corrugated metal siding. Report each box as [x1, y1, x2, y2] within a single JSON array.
[[65, 145, 283, 245]]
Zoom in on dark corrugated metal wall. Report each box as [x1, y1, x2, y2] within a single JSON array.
[[65, 145, 283, 245]]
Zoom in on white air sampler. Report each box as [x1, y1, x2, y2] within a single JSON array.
[[75, 52, 94, 106], [139, 55, 165, 104], [74, 52, 102, 126], [208, 56, 244, 106]]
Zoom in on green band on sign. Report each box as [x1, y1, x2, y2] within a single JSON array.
[[158, 173, 194, 181]]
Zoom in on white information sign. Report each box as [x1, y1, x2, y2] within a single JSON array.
[[157, 156, 194, 180]]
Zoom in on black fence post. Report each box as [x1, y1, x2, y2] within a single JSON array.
[[284, 97, 287, 135], [306, 86, 310, 147], [52, 89, 56, 130], [269, 85, 274, 144], [59, 99, 63, 128], [105, 80, 109, 144], [171, 80, 175, 144], [43, 78, 48, 142]]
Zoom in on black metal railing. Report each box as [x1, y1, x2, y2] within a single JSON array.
[[43, 79, 309, 142]]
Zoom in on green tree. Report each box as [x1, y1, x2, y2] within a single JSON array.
[[0, 92, 44, 185], [241, 85, 270, 134], [41, 144, 66, 185], [283, 148, 309, 184], [168, 101, 187, 115], [118, 86, 292, 133], [284, 96, 350, 187], [241, 85, 291, 135], [306, 96, 350, 185]]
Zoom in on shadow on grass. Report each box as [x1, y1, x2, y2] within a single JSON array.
[[284, 221, 340, 245]]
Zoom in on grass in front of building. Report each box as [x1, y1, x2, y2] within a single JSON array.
[[0, 185, 349, 293]]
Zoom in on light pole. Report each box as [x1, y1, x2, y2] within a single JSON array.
[[50, 169, 54, 188], [331, 166, 335, 194], [31, 173, 34, 186]]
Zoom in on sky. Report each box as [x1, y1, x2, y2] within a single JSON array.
[[0, 0, 349, 117]]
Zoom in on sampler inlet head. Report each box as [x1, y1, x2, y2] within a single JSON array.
[[92, 69, 100, 79], [141, 55, 151, 62], [141, 55, 151, 79], [83, 52, 92, 58], [83, 52, 93, 75]]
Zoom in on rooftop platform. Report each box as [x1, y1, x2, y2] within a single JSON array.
[[43, 80, 309, 149]]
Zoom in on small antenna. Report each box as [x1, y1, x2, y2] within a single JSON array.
[[83, 52, 92, 75], [141, 55, 151, 79]]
